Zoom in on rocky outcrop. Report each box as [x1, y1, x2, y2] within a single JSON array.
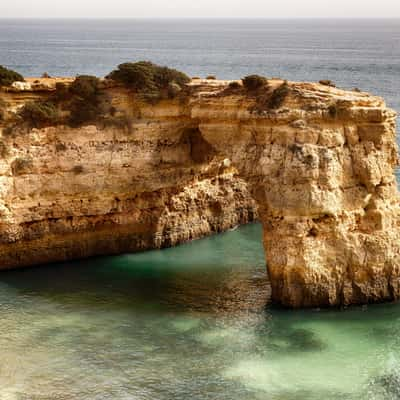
[[196, 81, 399, 308], [0, 78, 399, 308], [0, 85, 257, 267]]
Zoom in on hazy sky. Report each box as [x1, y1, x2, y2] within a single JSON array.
[[1, 0, 400, 18]]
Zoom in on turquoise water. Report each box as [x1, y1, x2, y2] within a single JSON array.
[[1, 18, 400, 398], [1, 223, 400, 399]]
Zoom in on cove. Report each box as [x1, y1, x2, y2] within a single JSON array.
[[1, 75, 399, 308], [0, 222, 400, 399]]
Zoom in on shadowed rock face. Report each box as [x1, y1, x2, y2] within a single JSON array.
[[0, 78, 399, 308]]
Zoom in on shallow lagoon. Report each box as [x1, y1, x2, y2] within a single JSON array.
[[0, 223, 399, 399], [1, 17, 400, 400]]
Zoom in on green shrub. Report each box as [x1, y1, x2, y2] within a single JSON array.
[[107, 61, 190, 102], [154, 65, 189, 88], [167, 82, 182, 98], [69, 75, 100, 100], [51, 76, 105, 127], [319, 80, 336, 87], [68, 100, 100, 127], [67, 75, 102, 127], [206, 75, 216, 80], [107, 61, 156, 91], [18, 101, 59, 127], [13, 76, 107, 129], [0, 66, 24, 87], [53, 82, 70, 101], [218, 80, 243, 97], [242, 75, 267, 91], [228, 81, 242, 89], [267, 81, 290, 109], [250, 81, 291, 113]]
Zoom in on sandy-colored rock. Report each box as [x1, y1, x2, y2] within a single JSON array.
[[195, 81, 399, 307], [0, 78, 399, 308]]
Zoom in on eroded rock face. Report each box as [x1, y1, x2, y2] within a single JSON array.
[[0, 78, 399, 308], [196, 81, 399, 307], [0, 82, 258, 269]]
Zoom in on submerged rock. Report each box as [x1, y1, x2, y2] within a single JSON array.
[[369, 372, 400, 398]]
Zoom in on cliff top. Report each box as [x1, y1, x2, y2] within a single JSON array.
[[1, 76, 386, 107], [1, 71, 393, 133]]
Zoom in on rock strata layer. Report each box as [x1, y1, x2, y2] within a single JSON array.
[[0, 78, 399, 308]]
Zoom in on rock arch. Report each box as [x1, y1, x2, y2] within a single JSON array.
[[1, 78, 399, 308], [193, 81, 400, 307]]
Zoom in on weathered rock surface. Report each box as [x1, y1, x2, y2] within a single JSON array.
[[0, 108, 257, 268], [0, 78, 399, 308]]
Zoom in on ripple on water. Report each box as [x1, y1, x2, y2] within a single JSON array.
[[0, 224, 400, 399]]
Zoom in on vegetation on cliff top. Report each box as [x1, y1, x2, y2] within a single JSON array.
[[242, 75, 268, 91], [8, 62, 192, 131], [249, 80, 290, 113], [18, 101, 60, 128], [106, 61, 190, 102], [267, 81, 290, 109], [227, 74, 291, 113], [67, 75, 103, 127], [0, 65, 24, 87], [228, 81, 242, 89], [319, 79, 336, 87], [13, 75, 108, 129], [2, 61, 294, 132]]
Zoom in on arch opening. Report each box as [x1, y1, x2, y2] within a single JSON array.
[[196, 101, 400, 308]]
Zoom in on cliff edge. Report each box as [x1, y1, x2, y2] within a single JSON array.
[[0, 74, 399, 308]]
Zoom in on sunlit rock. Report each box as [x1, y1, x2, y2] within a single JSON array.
[[0, 77, 399, 308]]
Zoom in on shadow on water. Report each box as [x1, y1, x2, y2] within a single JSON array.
[[0, 223, 276, 399], [2, 223, 400, 399], [0, 223, 270, 315]]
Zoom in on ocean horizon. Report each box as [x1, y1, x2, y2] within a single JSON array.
[[2, 18, 399, 108], [1, 16, 400, 399]]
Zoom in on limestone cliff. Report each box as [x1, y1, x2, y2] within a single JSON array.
[[0, 77, 399, 308], [0, 78, 258, 269]]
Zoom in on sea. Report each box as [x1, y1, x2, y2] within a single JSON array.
[[0, 18, 400, 399]]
